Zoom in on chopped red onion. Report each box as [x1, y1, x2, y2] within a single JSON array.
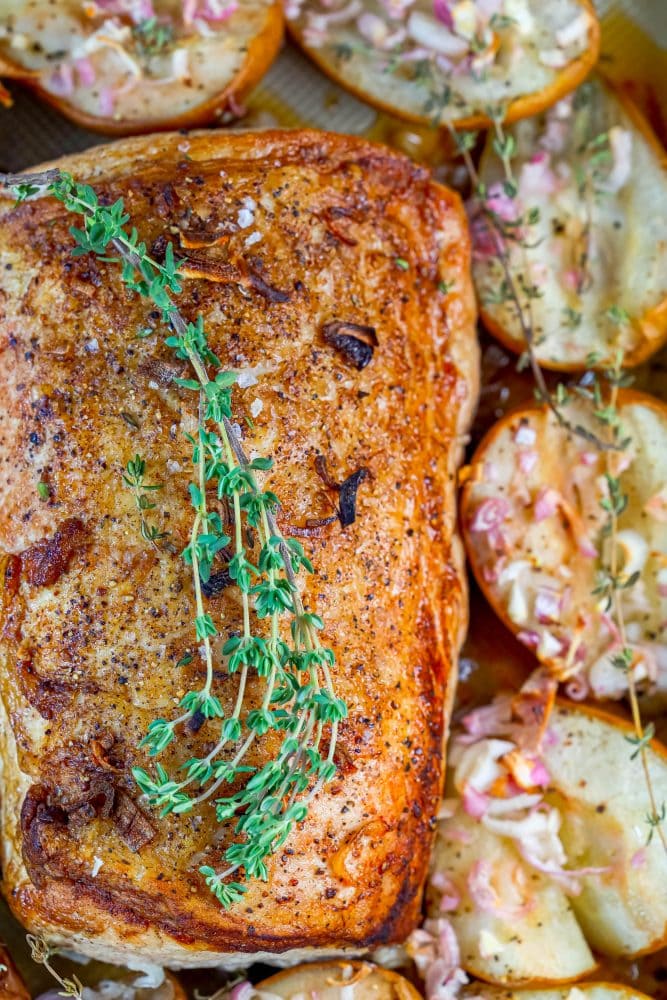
[[516, 629, 540, 652], [75, 57, 96, 87], [48, 63, 75, 97], [99, 86, 116, 116], [529, 759, 550, 787], [432, 0, 454, 29], [533, 486, 560, 521], [229, 982, 254, 1000], [431, 870, 461, 912], [462, 783, 489, 819], [469, 496, 510, 533], [534, 588, 562, 625]]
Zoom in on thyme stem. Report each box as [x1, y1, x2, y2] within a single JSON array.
[[446, 125, 666, 850], [1, 167, 347, 906]]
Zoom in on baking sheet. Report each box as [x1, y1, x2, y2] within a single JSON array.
[[2, 1, 667, 172], [1, 0, 666, 997]]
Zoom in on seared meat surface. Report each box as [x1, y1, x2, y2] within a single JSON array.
[[0, 130, 477, 967]]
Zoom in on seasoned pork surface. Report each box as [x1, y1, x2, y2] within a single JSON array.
[[0, 130, 477, 967]]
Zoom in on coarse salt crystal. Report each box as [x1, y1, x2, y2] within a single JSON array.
[[514, 423, 536, 445], [237, 207, 254, 229], [237, 368, 259, 388]]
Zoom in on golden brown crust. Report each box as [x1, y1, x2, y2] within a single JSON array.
[[0, 3, 284, 136], [0, 129, 478, 965], [288, 0, 600, 132]]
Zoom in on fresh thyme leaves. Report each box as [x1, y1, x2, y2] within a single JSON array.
[[3, 167, 347, 904], [453, 120, 622, 454], [593, 369, 667, 852], [133, 17, 175, 57], [448, 112, 667, 848], [606, 303, 630, 327], [563, 306, 582, 329], [122, 454, 170, 549], [647, 803, 667, 845], [26, 935, 83, 1000]]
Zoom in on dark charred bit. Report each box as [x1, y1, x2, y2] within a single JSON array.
[[338, 468, 370, 527], [150, 234, 170, 262], [137, 357, 178, 388], [276, 513, 337, 539], [201, 567, 232, 598], [21, 784, 67, 884], [178, 216, 237, 249], [121, 411, 141, 430], [90, 736, 124, 773], [322, 206, 359, 246], [245, 264, 290, 303], [153, 183, 181, 219], [21, 518, 87, 588], [112, 790, 156, 852], [314, 454, 339, 491], [322, 321, 378, 370], [186, 708, 206, 735], [315, 456, 370, 528], [3, 554, 21, 599], [67, 776, 116, 829], [179, 249, 240, 284]]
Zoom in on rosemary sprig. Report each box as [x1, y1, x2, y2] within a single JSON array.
[[2, 168, 347, 905]]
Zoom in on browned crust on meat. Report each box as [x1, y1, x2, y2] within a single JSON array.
[[0, 129, 478, 964]]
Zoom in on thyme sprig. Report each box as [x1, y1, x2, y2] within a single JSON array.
[[451, 122, 622, 454], [449, 120, 666, 850], [2, 168, 347, 905], [133, 17, 175, 57], [26, 935, 83, 1000], [122, 453, 170, 549], [594, 364, 667, 852]]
